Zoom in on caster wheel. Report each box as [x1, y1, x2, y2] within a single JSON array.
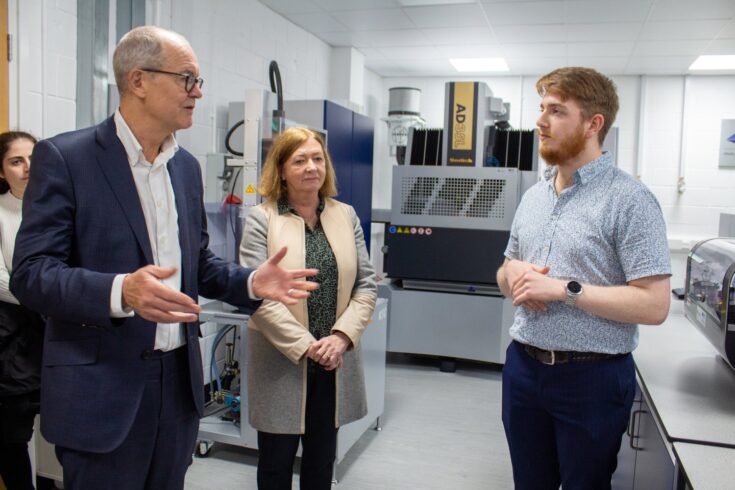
[[195, 440, 213, 457]]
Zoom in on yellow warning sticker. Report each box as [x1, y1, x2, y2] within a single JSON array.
[[245, 184, 256, 194]]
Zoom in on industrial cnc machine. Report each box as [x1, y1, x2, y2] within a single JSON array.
[[380, 82, 538, 369]]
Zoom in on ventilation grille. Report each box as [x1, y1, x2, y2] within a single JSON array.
[[400, 176, 507, 219]]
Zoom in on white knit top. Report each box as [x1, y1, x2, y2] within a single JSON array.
[[0, 191, 22, 304]]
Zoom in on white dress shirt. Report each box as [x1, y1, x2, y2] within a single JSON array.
[[110, 110, 185, 351], [0, 191, 22, 305]]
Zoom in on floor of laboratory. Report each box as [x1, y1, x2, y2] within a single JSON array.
[[184, 354, 513, 489]]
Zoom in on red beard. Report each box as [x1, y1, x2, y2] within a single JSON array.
[[539, 123, 586, 166]]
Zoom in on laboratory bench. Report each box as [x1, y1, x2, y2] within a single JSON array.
[[613, 300, 735, 489]]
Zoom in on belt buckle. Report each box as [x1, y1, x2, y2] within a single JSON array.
[[541, 349, 556, 366]]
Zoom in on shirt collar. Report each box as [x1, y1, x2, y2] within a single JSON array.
[[277, 197, 325, 216], [543, 151, 613, 186], [114, 109, 179, 168]]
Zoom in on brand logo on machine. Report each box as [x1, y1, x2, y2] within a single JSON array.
[[451, 82, 474, 152], [728, 133, 735, 143]]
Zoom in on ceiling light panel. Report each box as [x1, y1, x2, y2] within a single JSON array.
[[450, 57, 509, 72], [689, 55, 735, 70]]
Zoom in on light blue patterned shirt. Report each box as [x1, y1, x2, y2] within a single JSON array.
[[504, 152, 671, 354]]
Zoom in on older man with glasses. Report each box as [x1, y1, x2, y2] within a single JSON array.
[[10, 25, 319, 490]]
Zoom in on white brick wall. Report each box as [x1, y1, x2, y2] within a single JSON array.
[[170, 0, 334, 165], [13, 0, 77, 138]]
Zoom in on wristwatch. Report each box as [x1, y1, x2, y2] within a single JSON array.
[[565, 280, 583, 307]]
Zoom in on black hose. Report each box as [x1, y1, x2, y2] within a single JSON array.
[[269, 61, 285, 119], [225, 120, 244, 157], [226, 61, 283, 157]]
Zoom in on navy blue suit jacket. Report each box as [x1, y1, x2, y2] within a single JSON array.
[[10, 116, 260, 453]]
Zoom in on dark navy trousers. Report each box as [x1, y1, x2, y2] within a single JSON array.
[[502, 340, 635, 490], [55, 346, 199, 490]]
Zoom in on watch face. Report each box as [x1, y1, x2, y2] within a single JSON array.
[[567, 281, 582, 294]]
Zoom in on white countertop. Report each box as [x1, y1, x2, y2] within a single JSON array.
[[634, 301, 735, 447], [673, 442, 735, 490]]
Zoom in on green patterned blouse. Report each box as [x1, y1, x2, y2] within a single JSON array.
[[278, 199, 338, 339]]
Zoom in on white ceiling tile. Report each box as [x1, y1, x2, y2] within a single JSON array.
[[317, 30, 375, 47], [501, 42, 566, 58], [333, 8, 416, 31], [402, 4, 489, 28], [565, 1, 653, 23], [259, 0, 323, 14], [397, 0, 479, 6], [362, 29, 432, 47], [639, 20, 730, 41], [314, 0, 401, 11], [436, 44, 504, 57], [364, 58, 402, 72], [717, 20, 735, 39], [493, 24, 566, 43], [377, 45, 444, 59], [567, 42, 634, 57], [624, 56, 696, 74], [648, 0, 735, 22], [505, 56, 567, 75], [703, 39, 735, 55], [633, 40, 709, 56], [371, 59, 455, 77], [395, 58, 455, 71], [420, 27, 496, 44], [481, 1, 564, 25], [357, 47, 386, 60], [286, 12, 350, 33], [566, 22, 643, 42], [566, 56, 629, 74], [262, 0, 732, 77]]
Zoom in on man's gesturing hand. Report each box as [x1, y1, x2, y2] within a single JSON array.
[[122, 265, 201, 323], [252, 246, 319, 305]]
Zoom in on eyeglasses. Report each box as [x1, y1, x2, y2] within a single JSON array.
[[140, 68, 204, 93]]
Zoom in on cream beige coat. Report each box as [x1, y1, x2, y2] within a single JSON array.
[[239, 198, 377, 434]]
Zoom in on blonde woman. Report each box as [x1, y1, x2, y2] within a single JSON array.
[[240, 127, 377, 489]]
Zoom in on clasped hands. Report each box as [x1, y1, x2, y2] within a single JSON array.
[[505, 259, 567, 312], [122, 246, 319, 323], [306, 331, 351, 371]]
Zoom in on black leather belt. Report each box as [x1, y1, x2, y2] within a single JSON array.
[[521, 342, 626, 366]]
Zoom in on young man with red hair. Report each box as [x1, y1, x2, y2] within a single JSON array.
[[497, 67, 671, 489]]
